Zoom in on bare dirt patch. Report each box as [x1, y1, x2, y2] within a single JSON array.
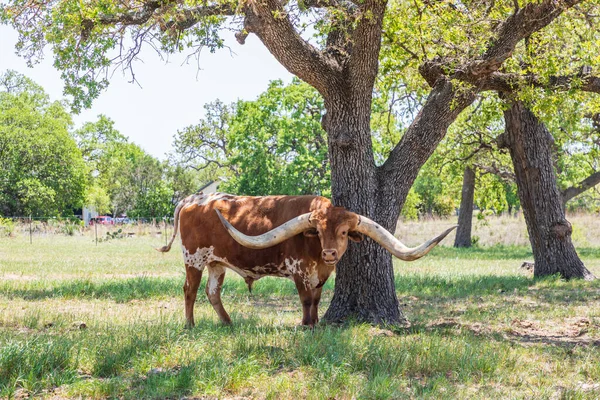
[[506, 317, 600, 346]]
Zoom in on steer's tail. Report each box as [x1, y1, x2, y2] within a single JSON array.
[[157, 198, 187, 253]]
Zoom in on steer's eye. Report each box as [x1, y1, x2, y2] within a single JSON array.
[[342, 231, 347, 236]]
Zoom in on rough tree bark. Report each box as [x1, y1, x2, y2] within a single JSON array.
[[321, 89, 403, 323], [454, 166, 476, 248], [499, 101, 595, 280], [320, 77, 475, 323]]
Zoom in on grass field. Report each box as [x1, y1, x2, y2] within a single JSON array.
[[1, 216, 600, 399]]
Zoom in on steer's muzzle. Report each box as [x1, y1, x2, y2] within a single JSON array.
[[322, 249, 338, 264]]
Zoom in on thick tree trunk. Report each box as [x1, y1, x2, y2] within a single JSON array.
[[321, 95, 406, 324], [322, 80, 475, 325], [500, 102, 594, 280], [454, 166, 475, 248]]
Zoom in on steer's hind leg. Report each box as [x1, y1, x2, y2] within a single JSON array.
[[184, 264, 204, 329], [205, 264, 231, 324]]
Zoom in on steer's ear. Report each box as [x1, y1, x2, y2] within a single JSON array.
[[303, 228, 319, 237], [348, 231, 364, 242]]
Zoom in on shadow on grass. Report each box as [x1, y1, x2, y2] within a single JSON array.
[[395, 273, 533, 299], [3, 294, 599, 399], [405, 319, 600, 351], [429, 245, 600, 260], [129, 365, 196, 399], [3, 272, 598, 307], [0, 275, 310, 302], [397, 273, 600, 306], [0, 277, 181, 302]]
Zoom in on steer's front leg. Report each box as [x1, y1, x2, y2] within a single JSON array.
[[310, 287, 323, 325], [295, 279, 315, 326]]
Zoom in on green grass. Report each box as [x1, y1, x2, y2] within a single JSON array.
[[1, 233, 600, 399]]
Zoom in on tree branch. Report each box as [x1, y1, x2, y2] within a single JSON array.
[[420, 0, 582, 86], [376, 78, 476, 221], [474, 162, 516, 182], [240, 0, 343, 97], [163, 4, 237, 32], [347, 0, 387, 104], [92, 0, 344, 96], [97, 1, 165, 26], [479, 71, 600, 94], [561, 171, 600, 204], [464, 0, 580, 78]]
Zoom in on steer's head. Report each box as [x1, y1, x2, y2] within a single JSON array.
[[215, 204, 457, 264], [302, 207, 363, 265]]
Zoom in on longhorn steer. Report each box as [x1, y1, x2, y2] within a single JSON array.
[[159, 192, 456, 327]]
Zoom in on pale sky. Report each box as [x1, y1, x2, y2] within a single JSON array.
[[0, 25, 293, 160]]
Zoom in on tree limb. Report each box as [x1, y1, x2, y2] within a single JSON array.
[[163, 4, 238, 32], [92, 0, 344, 97], [239, 0, 343, 97], [346, 0, 387, 105], [97, 1, 165, 26], [479, 71, 600, 94], [420, 0, 583, 86], [474, 162, 516, 182], [463, 0, 581, 78], [561, 171, 600, 204], [376, 78, 476, 222]]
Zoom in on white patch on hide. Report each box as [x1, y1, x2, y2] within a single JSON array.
[[284, 257, 303, 275], [181, 244, 321, 288], [284, 257, 317, 288], [181, 245, 230, 271], [308, 261, 320, 288], [207, 265, 225, 295]]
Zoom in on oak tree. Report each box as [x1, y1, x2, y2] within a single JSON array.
[[1, 0, 586, 322]]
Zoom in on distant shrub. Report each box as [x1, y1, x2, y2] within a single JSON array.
[[59, 219, 83, 236], [0, 217, 15, 237], [401, 189, 420, 220], [433, 195, 455, 217], [97, 229, 124, 243]]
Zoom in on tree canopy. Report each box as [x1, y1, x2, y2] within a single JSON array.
[[174, 79, 330, 196], [75, 115, 201, 218], [0, 70, 86, 217]]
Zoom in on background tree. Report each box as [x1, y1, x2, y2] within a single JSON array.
[[75, 116, 180, 218], [500, 101, 595, 279], [454, 166, 476, 248], [0, 70, 86, 217], [174, 79, 330, 196]]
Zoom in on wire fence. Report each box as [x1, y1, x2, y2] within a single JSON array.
[[0, 216, 175, 246]]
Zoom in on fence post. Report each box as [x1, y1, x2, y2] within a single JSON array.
[[95, 221, 98, 246], [29, 215, 32, 244], [164, 218, 167, 246]]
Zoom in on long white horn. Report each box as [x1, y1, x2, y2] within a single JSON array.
[[354, 215, 457, 261], [216, 209, 313, 249]]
